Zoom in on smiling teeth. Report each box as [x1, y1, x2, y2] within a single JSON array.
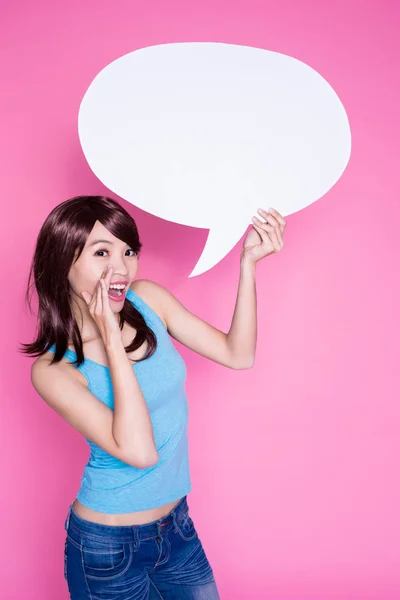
[[109, 284, 126, 290]]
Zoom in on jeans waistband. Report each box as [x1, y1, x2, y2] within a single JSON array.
[[65, 495, 189, 543]]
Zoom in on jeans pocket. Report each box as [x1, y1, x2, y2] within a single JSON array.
[[81, 538, 132, 580], [176, 509, 198, 542]]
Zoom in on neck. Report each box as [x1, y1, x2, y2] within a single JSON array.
[[69, 293, 121, 345]]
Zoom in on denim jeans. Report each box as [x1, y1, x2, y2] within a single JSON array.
[[63, 495, 220, 599]]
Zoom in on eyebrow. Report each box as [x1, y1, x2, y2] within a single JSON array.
[[89, 239, 114, 246]]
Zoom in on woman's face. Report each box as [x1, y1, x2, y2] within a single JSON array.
[[68, 220, 139, 312]]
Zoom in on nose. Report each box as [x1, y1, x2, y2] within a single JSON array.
[[108, 255, 129, 278]]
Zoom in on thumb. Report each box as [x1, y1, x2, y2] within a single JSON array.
[[81, 291, 89, 304]]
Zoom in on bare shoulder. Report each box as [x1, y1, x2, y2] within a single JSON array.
[[129, 279, 168, 329], [31, 352, 88, 389]]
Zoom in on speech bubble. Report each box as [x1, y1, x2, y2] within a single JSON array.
[[78, 42, 351, 277]]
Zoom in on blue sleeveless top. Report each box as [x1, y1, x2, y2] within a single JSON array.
[[47, 287, 192, 513]]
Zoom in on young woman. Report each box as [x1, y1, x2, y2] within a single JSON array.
[[23, 195, 285, 599]]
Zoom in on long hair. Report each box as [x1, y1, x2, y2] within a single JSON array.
[[20, 195, 157, 366]]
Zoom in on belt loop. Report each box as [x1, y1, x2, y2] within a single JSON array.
[[171, 510, 179, 533], [64, 504, 72, 531], [170, 496, 184, 532], [157, 521, 163, 539], [132, 526, 140, 552]]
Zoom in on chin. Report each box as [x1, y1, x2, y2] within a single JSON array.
[[109, 301, 125, 310]]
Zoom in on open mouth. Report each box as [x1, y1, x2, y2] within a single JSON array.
[[108, 283, 127, 298]]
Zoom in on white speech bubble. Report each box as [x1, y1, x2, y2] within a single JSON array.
[[78, 42, 351, 277]]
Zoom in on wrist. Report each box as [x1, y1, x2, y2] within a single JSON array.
[[104, 334, 125, 353], [240, 253, 256, 274]]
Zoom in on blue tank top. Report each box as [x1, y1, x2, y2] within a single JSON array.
[[47, 287, 192, 513]]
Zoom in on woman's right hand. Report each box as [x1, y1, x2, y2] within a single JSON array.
[[81, 265, 123, 346]]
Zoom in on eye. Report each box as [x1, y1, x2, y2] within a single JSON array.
[[94, 249, 138, 257]]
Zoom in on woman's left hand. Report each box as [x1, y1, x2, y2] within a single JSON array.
[[240, 207, 286, 264]]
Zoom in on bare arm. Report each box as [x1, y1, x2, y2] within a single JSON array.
[[31, 355, 158, 469], [135, 207, 287, 369], [105, 336, 158, 466], [31, 264, 158, 469], [225, 256, 257, 367], [131, 268, 256, 370]]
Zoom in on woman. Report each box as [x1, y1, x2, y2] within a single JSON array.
[[23, 195, 285, 599]]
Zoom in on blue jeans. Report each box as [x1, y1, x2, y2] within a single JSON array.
[[64, 495, 220, 599]]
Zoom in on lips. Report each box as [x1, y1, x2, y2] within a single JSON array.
[[108, 281, 129, 302]]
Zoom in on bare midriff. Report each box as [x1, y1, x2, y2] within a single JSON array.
[[72, 496, 183, 525]]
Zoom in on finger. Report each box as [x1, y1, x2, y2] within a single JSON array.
[[95, 279, 103, 314], [252, 215, 273, 233], [251, 220, 271, 243], [257, 208, 280, 229], [103, 267, 114, 303], [253, 222, 279, 251], [101, 277, 111, 309], [269, 221, 284, 248], [84, 289, 95, 308], [268, 207, 286, 230], [105, 264, 114, 286], [95, 265, 109, 297], [257, 208, 276, 221], [266, 225, 282, 250], [254, 214, 284, 248], [258, 208, 285, 234], [100, 265, 109, 282]]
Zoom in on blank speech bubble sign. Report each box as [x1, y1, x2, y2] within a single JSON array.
[[78, 42, 351, 277]]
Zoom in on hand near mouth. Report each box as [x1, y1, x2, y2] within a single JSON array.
[[81, 265, 123, 343]]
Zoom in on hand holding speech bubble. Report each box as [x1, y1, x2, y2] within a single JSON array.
[[78, 42, 351, 277]]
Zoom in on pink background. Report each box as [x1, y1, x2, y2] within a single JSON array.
[[1, 1, 399, 598]]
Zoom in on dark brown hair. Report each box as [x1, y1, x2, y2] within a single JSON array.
[[20, 195, 157, 366]]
